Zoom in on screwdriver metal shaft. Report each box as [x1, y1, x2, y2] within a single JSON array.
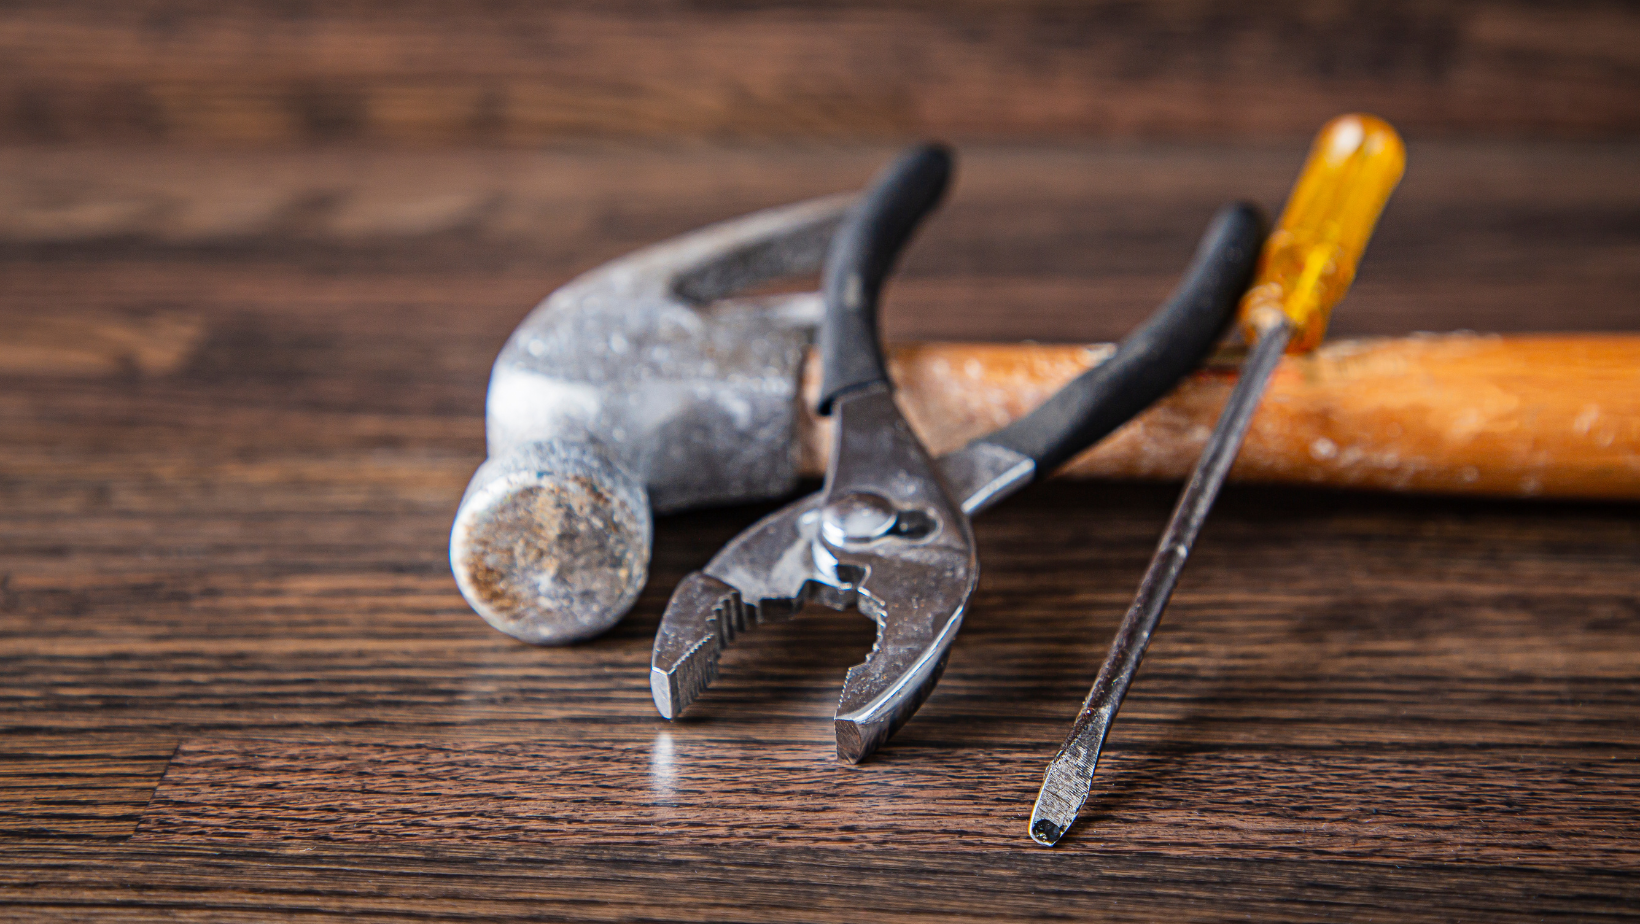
[[1028, 310, 1290, 847]]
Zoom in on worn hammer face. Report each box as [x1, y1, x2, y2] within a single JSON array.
[[451, 195, 852, 645]]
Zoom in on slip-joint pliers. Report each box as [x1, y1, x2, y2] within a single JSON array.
[[651, 144, 1266, 762]]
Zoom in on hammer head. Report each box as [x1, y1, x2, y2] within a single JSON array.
[[451, 195, 851, 644]]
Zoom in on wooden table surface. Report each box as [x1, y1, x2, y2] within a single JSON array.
[[2, 140, 1637, 921], [2, 2, 1639, 920]]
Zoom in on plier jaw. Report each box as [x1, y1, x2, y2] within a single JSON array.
[[652, 382, 977, 763], [813, 384, 978, 761]]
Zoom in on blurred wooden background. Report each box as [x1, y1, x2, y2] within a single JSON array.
[[0, 1, 1636, 145], [2, 3, 1638, 922]]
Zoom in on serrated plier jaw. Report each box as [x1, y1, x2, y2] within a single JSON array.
[[650, 385, 977, 763]]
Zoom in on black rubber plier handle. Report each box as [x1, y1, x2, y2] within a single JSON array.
[[815, 142, 1266, 491]]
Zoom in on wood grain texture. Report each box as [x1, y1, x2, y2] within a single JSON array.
[[6, 842, 1636, 924], [2, 142, 1638, 920], [0, 1, 1636, 145], [1, 142, 1636, 344], [0, 735, 175, 839], [136, 733, 1640, 867]]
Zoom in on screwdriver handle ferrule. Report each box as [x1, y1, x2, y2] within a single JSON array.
[[1239, 114, 1406, 353]]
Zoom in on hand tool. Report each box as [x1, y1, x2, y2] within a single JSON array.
[[1029, 114, 1407, 846], [447, 146, 1262, 648], [649, 144, 1266, 762], [451, 148, 1639, 650]]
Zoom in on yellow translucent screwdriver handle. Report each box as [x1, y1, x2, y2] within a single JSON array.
[[1240, 113, 1406, 352]]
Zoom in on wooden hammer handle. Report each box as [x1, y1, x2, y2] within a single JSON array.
[[798, 333, 1640, 500]]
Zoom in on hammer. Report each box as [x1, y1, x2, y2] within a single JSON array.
[[451, 195, 1640, 646]]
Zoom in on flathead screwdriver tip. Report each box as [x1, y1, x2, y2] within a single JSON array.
[[1029, 754, 1097, 846], [1029, 817, 1065, 847]]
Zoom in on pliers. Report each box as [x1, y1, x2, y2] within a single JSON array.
[[651, 144, 1266, 762]]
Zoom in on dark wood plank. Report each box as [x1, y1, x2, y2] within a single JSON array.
[[134, 732, 1640, 868], [3, 840, 1635, 924], [0, 736, 174, 839], [0, 1, 1636, 145], [1, 143, 1636, 350], [2, 142, 1638, 920]]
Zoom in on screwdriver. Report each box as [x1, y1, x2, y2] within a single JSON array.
[[1029, 114, 1407, 847]]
